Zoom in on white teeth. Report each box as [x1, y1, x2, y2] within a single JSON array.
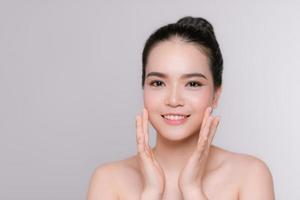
[[163, 115, 187, 120]]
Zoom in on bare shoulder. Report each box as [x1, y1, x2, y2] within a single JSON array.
[[213, 145, 273, 180], [87, 156, 140, 200], [212, 146, 275, 199], [87, 161, 119, 200]]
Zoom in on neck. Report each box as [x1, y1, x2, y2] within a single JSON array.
[[153, 131, 199, 174], [152, 131, 218, 178]]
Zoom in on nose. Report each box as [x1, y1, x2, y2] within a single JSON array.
[[164, 85, 184, 107]]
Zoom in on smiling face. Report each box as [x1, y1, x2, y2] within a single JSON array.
[[143, 37, 222, 141]]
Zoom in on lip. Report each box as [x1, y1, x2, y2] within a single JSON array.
[[161, 114, 190, 125], [162, 113, 190, 116]]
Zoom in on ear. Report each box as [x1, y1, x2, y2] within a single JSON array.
[[212, 86, 222, 109]]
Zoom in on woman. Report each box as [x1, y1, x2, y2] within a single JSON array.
[[87, 16, 275, 200]]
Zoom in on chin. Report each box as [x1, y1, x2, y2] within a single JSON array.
[[152, 122, 198, 142], [160, 132, 193, 142]]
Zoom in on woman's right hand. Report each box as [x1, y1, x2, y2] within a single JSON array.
[[136, 108, 165, 199]]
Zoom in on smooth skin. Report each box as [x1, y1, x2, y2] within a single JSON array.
[[137, 107, 219, 199], [87, 38, 275, 200]]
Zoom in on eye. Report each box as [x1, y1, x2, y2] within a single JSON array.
[[149, 80, 165, 87], [187, 81, 203, 87]]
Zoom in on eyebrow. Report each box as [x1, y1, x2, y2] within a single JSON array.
[[146, 71, 207, 80]]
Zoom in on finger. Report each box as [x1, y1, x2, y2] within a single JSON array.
[[201, 116, 219, 157], [204, 116, 215, 138], [136, 115, 145, 155], [200, 106, 213, 131], [198, 115, 214, 149], [142, 108, 152, 153], [151, 152, 160, 167], [143, 108, 150, 145], [197, 107, 213, 145], [207, 116, 220, 145], [197, 107, 212, 144], [192, 116, 214, 162], [140, 110, 152, 160], [137, 115, 153, 162]]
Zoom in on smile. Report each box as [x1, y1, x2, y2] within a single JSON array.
[[161, 114, 190, 125]]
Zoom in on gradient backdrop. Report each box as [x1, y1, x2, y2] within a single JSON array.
[[1, 0, 299, 199]]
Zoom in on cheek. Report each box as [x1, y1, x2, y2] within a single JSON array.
[[186, 89, 213, 110], [143, 90, 161, 111], [143, 90, 163, 127]]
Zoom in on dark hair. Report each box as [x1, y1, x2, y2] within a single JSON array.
[[141, 16, 223, 90]]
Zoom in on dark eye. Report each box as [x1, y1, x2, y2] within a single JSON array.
[[187, 81, 203, 87], [149, 80, 164, 87]]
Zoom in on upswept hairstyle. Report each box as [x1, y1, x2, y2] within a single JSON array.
[[141, 16, 223, 90]]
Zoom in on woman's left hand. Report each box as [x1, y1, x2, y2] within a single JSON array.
[[178, 106, 220, 199]]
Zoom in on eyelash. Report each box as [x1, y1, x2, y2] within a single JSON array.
[[149, 80, 203, 88]]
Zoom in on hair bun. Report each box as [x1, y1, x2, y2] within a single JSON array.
[[176, 16, 214, 35]]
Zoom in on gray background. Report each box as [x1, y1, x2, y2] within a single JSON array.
[[1, 0, 299, 199]]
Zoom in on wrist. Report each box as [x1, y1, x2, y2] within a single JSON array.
[[181, 186, 208, 200], [141, 190, 163, 200]]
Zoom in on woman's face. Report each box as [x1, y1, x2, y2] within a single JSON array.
[[143, 38, 222, 141]]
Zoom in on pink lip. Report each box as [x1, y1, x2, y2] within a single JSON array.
[[161, 115, 190, 125]]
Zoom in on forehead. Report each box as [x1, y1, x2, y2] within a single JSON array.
[[146, 39, 211, 77]]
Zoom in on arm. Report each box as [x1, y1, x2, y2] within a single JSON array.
[[239, 158, 275, 200], [87, 164, 119, 200]]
